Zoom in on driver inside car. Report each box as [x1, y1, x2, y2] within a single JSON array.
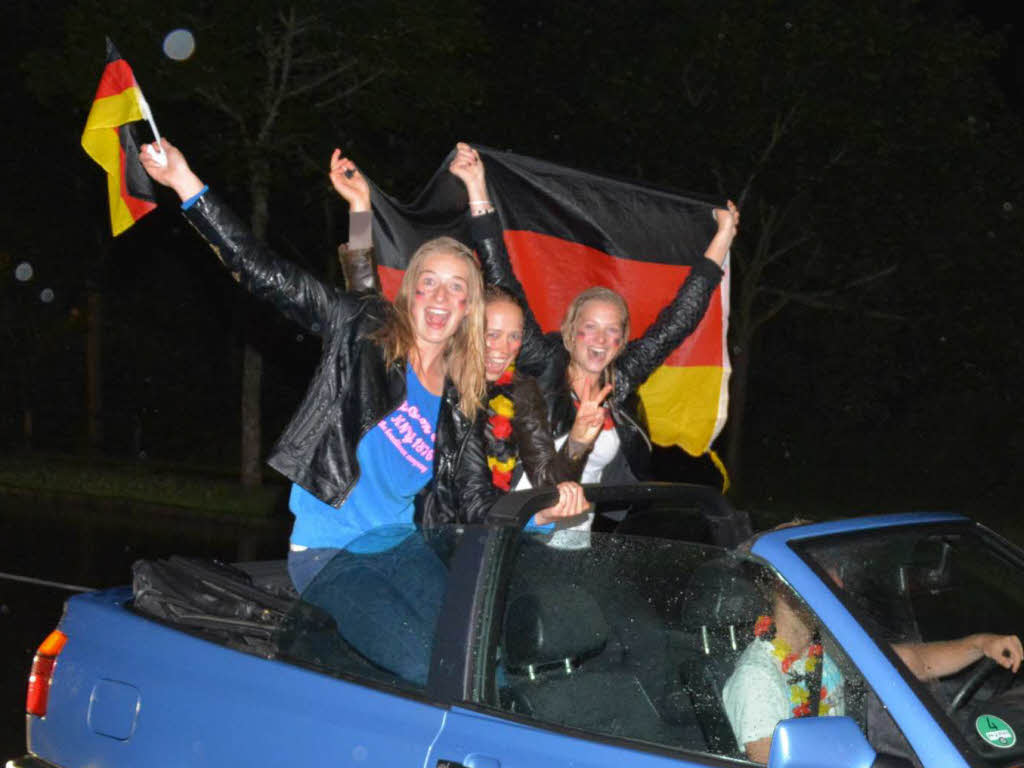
[[722, 564, 1023, 764]]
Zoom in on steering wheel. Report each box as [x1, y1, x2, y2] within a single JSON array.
[[947, 657, 1015, 713]]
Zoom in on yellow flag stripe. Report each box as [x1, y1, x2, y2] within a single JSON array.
[[637, 365, 730, 456], [81, 87, 143, 174], [107, 174, 137, 236], [81, 88, 144, 236]]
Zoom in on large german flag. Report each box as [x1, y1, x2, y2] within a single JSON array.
[[81, 39, 156, 236], [369, 146, 730, 457]]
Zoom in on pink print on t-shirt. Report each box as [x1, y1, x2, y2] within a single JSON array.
[[376, 402, 436, 474]]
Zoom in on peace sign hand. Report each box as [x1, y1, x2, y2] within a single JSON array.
[[569, 378, 614, 446]]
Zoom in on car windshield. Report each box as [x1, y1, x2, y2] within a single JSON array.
[[796, 522, 1024, 764]]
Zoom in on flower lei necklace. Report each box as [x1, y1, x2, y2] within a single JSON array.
[[754, 615, 829, 717], [485, 364, 516, 491]]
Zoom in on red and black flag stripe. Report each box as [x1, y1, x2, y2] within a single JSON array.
[[369, 146, 731, 458], [81, 39, 157, 236]]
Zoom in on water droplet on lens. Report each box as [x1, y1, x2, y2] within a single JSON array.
[[15, 262, 33, 281]]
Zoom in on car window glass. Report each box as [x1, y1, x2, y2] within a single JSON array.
[[799, 524, 1024, 763], [482, 530, 869, 762], [274, 524, 457, 693]]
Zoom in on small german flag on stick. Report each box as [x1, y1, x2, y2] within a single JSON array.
[[81, 39, 161, 236]]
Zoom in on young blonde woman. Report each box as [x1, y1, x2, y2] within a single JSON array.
[[454, 143, 738, 535], [140, 139, 582, 683]]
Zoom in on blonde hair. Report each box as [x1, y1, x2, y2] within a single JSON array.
[[560, 286, 630, 386], [372, 237, 487, 418]]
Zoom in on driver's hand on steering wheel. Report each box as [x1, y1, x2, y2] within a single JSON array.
[[980, 634, 1024, 673]]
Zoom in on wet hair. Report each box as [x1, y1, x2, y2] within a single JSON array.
[[371, 237, 486, 417]]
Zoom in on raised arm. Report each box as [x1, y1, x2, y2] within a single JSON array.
[[140, 139, 360, 336], [450, 142, 554, 373], [613, 201, 739, 399], [330, 149, 380, 294]]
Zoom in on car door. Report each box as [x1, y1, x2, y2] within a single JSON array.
[[427, 525, 754, 768]]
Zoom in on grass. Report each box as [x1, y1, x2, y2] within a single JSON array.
[[0, 453, 287, 520]]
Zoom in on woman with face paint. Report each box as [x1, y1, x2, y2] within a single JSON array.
[[330, 151, 604, 504], [454, 143, 739, 538], [140, 139, 585, 684]]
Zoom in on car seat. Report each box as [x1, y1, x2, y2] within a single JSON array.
[[678, 557, 767, 755], [502, 583, 701, 747]]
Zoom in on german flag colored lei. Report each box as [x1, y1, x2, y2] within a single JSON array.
[[754, 615, 828, 718], [485, 364, 516, 491]]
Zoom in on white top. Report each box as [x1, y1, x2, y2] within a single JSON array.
[[578, 427, 621, 483], [514, 428, 621, 549], [722, 637, 845, 749]]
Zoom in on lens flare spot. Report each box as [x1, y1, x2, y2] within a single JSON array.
[[163, 29, 196, 61]]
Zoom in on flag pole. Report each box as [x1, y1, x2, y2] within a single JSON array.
[[136, 89, 167, 166]]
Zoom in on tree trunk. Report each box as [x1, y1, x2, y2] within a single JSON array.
[[85, 286, 103, 455], [22, 407, 33, 450], [324, 197, 338, 283], [240, 341, 263, 487], [238, 153, 272, 488], [17, 361, 33, 450], [724, 342, 750, 500]]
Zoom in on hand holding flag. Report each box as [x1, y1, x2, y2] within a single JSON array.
[[138, 138, 205, 202]]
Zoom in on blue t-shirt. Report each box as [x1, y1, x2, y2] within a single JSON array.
[[289, 365, 442, 552]]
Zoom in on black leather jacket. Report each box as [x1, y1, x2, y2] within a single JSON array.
[[183, 192, 498, 527], [469, 211, 724, 482], [506, 371, 585, 488]]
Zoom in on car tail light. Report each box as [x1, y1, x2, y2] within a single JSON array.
[[26, 630, 67, 717]]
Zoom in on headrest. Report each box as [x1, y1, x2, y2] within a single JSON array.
[[503, 584, 608, 670], [680, 558, 766, 628]]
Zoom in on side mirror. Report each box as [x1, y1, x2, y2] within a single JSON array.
[[768, 717, 876, 768]]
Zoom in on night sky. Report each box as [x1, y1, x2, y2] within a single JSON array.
[[2, 0, 1022, 524]]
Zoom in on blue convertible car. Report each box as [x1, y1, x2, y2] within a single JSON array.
[[11, 484, 1024, 768]]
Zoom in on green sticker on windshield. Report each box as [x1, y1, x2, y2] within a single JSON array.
[[976, 715, 1016, 749]]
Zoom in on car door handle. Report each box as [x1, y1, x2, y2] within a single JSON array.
[[437, 757, 501, 768]]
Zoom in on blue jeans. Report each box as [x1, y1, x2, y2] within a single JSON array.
[[295, 535, 448, 686]]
